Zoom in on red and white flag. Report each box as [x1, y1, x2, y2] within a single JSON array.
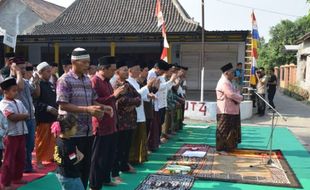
[[161, 48, 168, 62], [162, 23, 169, 48], [155, 0, 169, 62], [155, 0, 164, 27]]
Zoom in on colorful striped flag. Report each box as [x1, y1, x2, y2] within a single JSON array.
[[250, 11, 259, 86]]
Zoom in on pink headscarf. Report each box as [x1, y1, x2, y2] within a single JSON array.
[[51, 121, 61, 137]]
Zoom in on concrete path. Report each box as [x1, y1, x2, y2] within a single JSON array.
[[243, 91, 310, 151], [185, 90, 310, 152]]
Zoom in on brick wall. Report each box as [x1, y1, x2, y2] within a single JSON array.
[[278, 63, 297, 90]]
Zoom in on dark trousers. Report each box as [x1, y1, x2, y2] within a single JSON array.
[[112, 130, 133, 177], [146, 119, 152, 138], [181, 103, 185, 130], [268, 89, 276, 108], [257, 93, 266, 115], [158, 108, 166, 140], [89, 133, 116, 189], [25, 119, 36, 172], [250, 85, 257, 107], [1, 135, 26, 187], [71, 136, 94, 190], [148, 112, 160, 151]]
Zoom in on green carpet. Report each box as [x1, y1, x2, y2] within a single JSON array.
[[19, 125, 310, 190]]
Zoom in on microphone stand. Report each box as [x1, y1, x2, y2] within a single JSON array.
[[249, 89, 287, 170]]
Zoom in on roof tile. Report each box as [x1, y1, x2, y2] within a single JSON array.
[[32, 0, 200, 35]]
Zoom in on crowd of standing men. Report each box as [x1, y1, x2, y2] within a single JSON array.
[[0, 47, 188, 190]]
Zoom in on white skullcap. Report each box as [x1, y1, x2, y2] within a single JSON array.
[[36, 62, 50, 72], [71, 47, 90, 61]]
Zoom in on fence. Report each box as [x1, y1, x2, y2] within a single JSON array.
[[277, 63, 297, 89], [277, 63, 309, 101]]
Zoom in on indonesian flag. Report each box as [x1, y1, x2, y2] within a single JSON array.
[[155, 0, 164, 27], [162, 23, 169, 48], [155, 0, 169, 62], [161, 23, 169, 61], [161, 48, 168, 62], [69, 152, 77, 160]]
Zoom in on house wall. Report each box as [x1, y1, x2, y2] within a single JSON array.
[[296, 39, 310, 92], [0, 0, 44, 35], [23, 41, 246, 91], [178, 42, 245, 90]]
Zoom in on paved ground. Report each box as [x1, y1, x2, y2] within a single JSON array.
[[243, 91, 310, 151], [186, 90, 310, 152]]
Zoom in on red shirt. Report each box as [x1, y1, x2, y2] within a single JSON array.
[[91, 75, 117, 136]]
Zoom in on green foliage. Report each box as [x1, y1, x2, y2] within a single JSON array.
[[257, 14, 310, 68]]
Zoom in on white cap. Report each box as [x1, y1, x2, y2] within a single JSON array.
[[36, 62, 50, 72], [71, 47, 90, 60]]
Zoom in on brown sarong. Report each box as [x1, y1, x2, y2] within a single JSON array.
[[216, 114, 241, 151], [236, 113, 241, 144], [148, 111, 160, 151], [176, 107, 182, 130], [129, 122, 148, 164], [35, 122, 55, 162], [161, 110, 171, 136]]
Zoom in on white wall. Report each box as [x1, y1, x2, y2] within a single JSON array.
[[179, 42, 245, 91], [0, 0, 44, 35], [296, 40, 310, 94], [184, 100, 252, 121]]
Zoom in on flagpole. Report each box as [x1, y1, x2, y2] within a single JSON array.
[[200, 0, 205, 102]]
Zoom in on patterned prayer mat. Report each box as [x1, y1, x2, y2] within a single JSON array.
[[158, 144, 302, 188], [135, 174, 195, 190]]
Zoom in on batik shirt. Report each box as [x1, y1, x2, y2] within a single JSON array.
[[114, 80, 141, 131], [57, 70, 97, 137]]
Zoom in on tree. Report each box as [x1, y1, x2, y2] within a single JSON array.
[[257, 14, 310, 68]]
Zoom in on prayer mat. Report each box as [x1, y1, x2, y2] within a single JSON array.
[[135, 174, 194, 190], [159, 144, 302, 188]]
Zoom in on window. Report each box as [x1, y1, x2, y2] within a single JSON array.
[[300, 55, 307, 81], [303, 66, 307, 81]]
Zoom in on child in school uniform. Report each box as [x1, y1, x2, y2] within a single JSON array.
[[53, 114, 84, 190], [0, 77, 29, 190]]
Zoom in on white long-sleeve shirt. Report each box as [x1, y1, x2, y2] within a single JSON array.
[[127, 76, 149, 122], [147, 69, 173, 111], [157, 76, 173, 110]]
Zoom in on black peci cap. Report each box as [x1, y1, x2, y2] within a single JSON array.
[[220, 63, 233, 73], [0, 77, 17, 90]]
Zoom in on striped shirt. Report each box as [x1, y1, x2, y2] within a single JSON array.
[[56, 71, 97, 137]]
